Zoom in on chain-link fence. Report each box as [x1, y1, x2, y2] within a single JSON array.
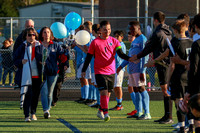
[[0, 16, 178, 90]]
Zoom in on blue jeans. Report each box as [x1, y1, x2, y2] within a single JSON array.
[[146, 67, 156, 86], [41, 75, 58, 111], [2, 67, 13, 84]]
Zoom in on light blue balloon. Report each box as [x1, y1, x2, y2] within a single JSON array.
[[64, 12, 81, 30], [50, 22, 67, 39]]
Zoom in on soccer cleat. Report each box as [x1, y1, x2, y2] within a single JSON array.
[[172, 123, 178, 127], [74, 98, 85, 103], [159, 118, 174, 124], [25, 117, 31, 122], [154, 116, 167, 122], [137, 113, 151, 120], [127, 110, 137, 115], [31, 114, 37, 121], [104, 114, 110, 122], [109, 105, 124, 111], [127, 112, 142, 118], [86, 100, 97, 105], [97, 111, 104, 120], [89, 103, 100, 108], [44, 111, 49, 119]]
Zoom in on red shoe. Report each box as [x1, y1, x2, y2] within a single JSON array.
[[127, 110, 137, 115], [109, 105, 124, 111]]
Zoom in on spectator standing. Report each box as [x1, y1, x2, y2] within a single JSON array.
[[2, 40, 14, 86]]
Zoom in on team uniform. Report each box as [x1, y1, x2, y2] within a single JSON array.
[[169, 38, 193, 100], [121, 34, 150, 119], [88, 36, 121, 92], [74, 46, 91, 79], [114, 41, 126, 87], [82, 35, 130, 122], [188, 39, 200, 97]]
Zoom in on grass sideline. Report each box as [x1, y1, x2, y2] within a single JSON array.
[[0, 101, 177, 133]]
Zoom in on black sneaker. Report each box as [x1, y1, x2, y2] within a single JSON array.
[[154, 116, 166, 122], [74, 98, 85, 103], [86, 100, 97, 105], [89, 103, 100, 108], [159, 119, 174, 124]]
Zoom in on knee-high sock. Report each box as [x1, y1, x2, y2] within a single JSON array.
[[100, 95, 109, 115], [135, 92, 142, 113], [177, 110, 185, 123], [93, 86, 97, 100], [83, 85, 89, 100], [88, 85, 94, 100], [164, 97, 172, 118], [116, 98, 122, 107], [81, 86, 85, 99], [96, 88, 100, 104], [141, 90, 150, 114], [130, 92, 136, 106]]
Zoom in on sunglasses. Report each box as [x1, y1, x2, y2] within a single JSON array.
[[27, 33, 36, 37]]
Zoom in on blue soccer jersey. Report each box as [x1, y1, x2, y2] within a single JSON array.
[[74, 46, 84, 69], [115, 41, 126, 71], [121, 34, 148, 74]]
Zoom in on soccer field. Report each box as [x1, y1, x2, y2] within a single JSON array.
[[0, 101, 177, 133]]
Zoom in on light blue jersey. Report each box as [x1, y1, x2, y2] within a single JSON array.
[[74, 46, 84, 69], [121, 34, 148, 74], [87, 34, 96, 73], [115, 41, 126, 71]]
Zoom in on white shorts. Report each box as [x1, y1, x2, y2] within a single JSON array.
[[91, 73, 97, 85], [128, 73, 146, 87], [77, 63, 91, 79], [114, 70, 124, 87]]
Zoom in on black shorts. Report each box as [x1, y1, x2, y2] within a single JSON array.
[[95, 74, 115, 92], [156, 64, 168, 85], [170, 83, 187, 100]]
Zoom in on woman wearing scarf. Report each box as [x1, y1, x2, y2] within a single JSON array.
[[36, 27, 68, 119], [13, 27, 41, 122]]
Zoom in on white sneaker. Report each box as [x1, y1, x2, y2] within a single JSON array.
[[25, 117, 31, 122], [31, 114, 37, 120], [97, 111, 104, 120], [44, 111, 49, 119]]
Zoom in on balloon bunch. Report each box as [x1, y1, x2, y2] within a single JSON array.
[[48, 12, 90, 45]]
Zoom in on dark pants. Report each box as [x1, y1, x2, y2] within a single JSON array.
[[31, 78, 42, 115], [52, 77, 62, 104], [23, 86, 32, 118]]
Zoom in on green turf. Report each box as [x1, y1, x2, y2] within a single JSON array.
[[0, 100, 177, 133]]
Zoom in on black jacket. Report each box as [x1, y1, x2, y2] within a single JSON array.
[[137, 24, 172, 65], [187, 39, 200, 96]]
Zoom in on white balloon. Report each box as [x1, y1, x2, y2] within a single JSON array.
[[75, 30, 91, 45]]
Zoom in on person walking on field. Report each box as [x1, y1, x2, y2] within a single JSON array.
[[82, 20, 131, 122]]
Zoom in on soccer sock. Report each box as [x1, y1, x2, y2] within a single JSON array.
[[164, 96, 170, 118], [93, 86, 97, 100], [116, 98, 122, 107], [177, 110, 185, 123], [135, 92, 142, 113], [96, 87, 100, 104], [81, 86, 85, 99], [88, 85, 93, 100], [100, 95, 108, 115], [141, 90, 150, 114], [130, 92, 136, 105], [84, 85, 89, 100]]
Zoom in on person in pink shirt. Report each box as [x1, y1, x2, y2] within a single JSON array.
[[82, 20, 130, 122]]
